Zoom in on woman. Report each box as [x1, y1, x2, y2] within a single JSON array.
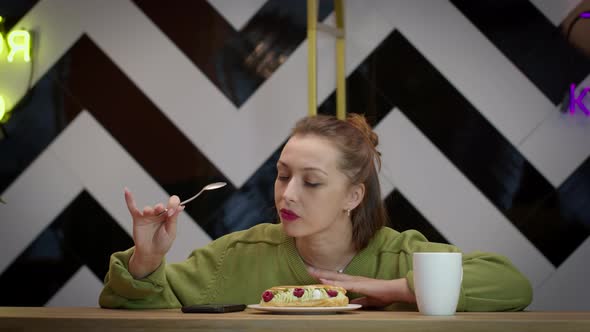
[[99, 114, 532, 311]]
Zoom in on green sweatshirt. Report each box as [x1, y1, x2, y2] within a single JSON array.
[[99, 223, 532, 311]]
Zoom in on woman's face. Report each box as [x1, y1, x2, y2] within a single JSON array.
[[275, 134, 356, 238]]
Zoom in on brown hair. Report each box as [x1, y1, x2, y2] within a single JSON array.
[[291, 114, 388, 250]]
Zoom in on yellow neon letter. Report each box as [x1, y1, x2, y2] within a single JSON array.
[[0, 96, 6, 122], [0, 16, 4, 54], [7, 30, 31, 62]]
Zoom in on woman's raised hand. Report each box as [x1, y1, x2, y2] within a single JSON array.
[[307, 267, 416, 308], [124, 188, 184, 279]]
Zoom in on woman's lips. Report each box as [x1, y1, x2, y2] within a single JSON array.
[[280, 208, 300, 221]]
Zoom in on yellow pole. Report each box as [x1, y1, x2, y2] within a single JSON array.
[[307, 0, 318, 117], [334, 0, 346, 120]]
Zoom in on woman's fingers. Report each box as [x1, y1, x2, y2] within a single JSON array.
[[318, 277, 371, 295], [319, 277, 396, 308], [350, 296, 389, 308], [164, 205, 184, 235], [350, 297, 371, 306], [166, 195, 181, 216], [124, 188, 141, 217], [310, 266, 412, 308], [142, 205, 154, 216], [307, 266, 355, 281], [125, 190, 181, 225], [320, 275, 392, 299], [308, 267, 366, 291], [153, 203, 166, 215]]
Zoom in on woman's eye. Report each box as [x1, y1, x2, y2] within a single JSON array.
[[277, 175, 290, 181], [305, 182, 320, 188]]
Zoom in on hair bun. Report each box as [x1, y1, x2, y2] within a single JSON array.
[[347, 114, 379, 148]]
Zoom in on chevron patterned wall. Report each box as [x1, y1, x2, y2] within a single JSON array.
[[0, 0, 589, 310]]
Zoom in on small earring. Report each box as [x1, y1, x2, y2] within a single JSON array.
[[346, 209, 351, 217]]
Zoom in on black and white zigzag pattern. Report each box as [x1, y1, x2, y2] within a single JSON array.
[[0, 0, 589, 310]]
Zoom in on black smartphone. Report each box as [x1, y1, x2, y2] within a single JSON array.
[[181, 304, 247, 313]]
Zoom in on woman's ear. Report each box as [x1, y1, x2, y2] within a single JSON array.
[[346, 183, 365, 211]]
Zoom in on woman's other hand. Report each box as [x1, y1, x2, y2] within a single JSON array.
[[124, 188, 184, 279], [307, 267, 416, 308]]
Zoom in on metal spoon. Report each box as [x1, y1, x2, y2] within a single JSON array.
[[157, 182, 227, 216]]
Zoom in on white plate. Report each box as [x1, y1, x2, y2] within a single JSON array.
[[247, 304, 361, 314]]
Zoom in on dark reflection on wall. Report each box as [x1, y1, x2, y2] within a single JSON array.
[[214, 0, 333, 106], [0, 191, 132, 306], [134, 0, 333, 107], [0, 1, 65, 192], [451, 0, 590, 104], [558, 158, 590, 229], [205, 146, 282, 239], [0, 1, 39, 30]]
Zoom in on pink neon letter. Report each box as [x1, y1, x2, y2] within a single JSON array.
[[569, 84, 590, 115]]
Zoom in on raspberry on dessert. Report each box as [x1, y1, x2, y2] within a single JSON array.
[[327, 289, 338, 297], [293, 288, 305, 298], [262, 291, 274, 302]]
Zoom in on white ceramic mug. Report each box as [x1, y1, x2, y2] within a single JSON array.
[[413, 252, 463, 316]]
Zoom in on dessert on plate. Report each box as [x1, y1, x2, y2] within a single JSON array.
[[259, 284, 348, 307]]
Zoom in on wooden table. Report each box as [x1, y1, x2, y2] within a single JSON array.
[[1, 307, 589, 332]]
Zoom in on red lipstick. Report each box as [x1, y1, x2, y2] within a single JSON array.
[[280, 208, 300, 221]]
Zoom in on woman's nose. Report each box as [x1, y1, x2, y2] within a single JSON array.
[[282, 179, 298, 202]]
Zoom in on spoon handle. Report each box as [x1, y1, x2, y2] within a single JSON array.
[[179, 189, 205, 206], [154, 192, 201, 217], [154, 182, 226, 217]]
